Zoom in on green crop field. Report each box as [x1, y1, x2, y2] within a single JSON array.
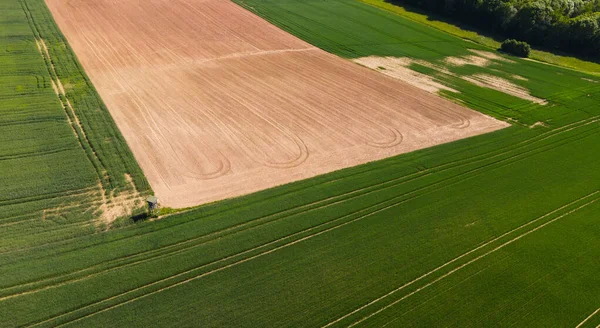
[[0, 0, 150, 253], [1, 0, 599, 327]]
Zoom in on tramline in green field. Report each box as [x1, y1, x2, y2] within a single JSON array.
[[0, 0, 150, 252], [1, 0, 599, 327]]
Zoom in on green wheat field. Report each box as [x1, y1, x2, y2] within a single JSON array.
[[1, 0, 599, 326]]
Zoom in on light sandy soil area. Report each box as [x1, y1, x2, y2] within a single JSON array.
[[462, 74, 547, 105], [46, 0, 508, 208], [355, 56, 459, 93], [356, 52, 546, 105]]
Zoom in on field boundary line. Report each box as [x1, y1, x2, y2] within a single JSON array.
[[340, 194, 599, 327], [577, 306, 600, 328]]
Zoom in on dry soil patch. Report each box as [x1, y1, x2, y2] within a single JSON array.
[[462, 74, 547, 105], [46, 0, 508, 207], [354, 56, 458, 93]]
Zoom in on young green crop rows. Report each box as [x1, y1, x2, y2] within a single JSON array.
[[2, 110, 598, 327], [20, 0, 150, 193], [1, 0, 599, 326], [0, 0, 151, 252]]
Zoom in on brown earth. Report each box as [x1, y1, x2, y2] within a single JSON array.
[[45, 0, 509, 208]]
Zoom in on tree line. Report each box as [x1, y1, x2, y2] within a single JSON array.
[[389, 0, 600, 58]]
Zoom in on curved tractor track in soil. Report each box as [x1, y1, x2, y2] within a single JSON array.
[[45, 0, 508, 208]]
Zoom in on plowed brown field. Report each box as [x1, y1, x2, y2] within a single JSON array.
[[45, 0, 508, 208]]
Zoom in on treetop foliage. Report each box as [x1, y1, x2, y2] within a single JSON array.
[[395, 0, 600, 57], [501, 39, 532, 56]]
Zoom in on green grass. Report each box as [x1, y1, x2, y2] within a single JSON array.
[[20, 0, 150, 193], [0, 0, 151, 252], [0, 0, 599, 327]]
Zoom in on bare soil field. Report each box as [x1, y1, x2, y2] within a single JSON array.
[[45, 0, 508, 208]]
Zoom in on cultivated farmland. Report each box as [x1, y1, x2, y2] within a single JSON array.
[[45, 0, 506, 208], [0, 0, 599, 327], [0, 0, 150, 252]]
